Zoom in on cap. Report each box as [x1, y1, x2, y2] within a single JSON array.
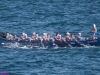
[[78, 33, 81, 35], [43, 33, 47, 35], [33, 32, 36, 35], [93, 24, 96, 28], [66, 32, 70, 35], [22, 33, 25, 35]]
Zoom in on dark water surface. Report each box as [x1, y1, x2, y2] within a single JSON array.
[[0, 0, 100, 75]]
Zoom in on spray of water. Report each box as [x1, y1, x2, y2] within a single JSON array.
[[1, 42, 99, 50]]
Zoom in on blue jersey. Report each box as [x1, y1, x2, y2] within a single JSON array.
[[7, 35, 11, 40], [34, 36, 36, 39], [79, 37, 85, 41], [26, 38, 29, 40], [37, 36, 41, 40], [72, 37, 75, 41], [15, 38, 19, 41], [48, 38, 53, 41], [93, 29, 97, 37]]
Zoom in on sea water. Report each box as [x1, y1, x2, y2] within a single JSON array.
[[0, 0, 100, 75]]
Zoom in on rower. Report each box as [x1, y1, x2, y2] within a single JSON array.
[[91, 24, 98, 40], [35, 33, 41, 41], [6, 32, 10, 39], [42, 33, 47, 41], [65, 32, 71, 41], [33, 32, 36, 36], [77, 33, 85, 41], [11, 35, 15, 40], [55, 32, 62, 40], [6, 33, 13, 40], [14, 35, 19, 41], [47, 34, 53, 41], [71, 34, 76, 41], [21, 33, 26, 40], [31, 32, 36, 41], [25, 34, 31, 41]]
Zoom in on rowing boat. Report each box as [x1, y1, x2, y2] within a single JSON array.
[[0, 32, 100, 48]]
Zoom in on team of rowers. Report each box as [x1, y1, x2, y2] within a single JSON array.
[[6, 24, 98, 42]]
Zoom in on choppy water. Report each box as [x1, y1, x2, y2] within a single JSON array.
[[0, 0, 100, 75]]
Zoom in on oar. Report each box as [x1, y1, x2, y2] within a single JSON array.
[[75, 41, 86, 47], [64, 40, 72, 47]]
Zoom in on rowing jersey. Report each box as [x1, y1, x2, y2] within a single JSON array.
[[71, 37, 76, 41], [93, 29, 97, 37]]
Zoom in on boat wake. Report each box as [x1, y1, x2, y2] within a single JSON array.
[[1, 42, 58, 49], [1, 42, 99, 50]]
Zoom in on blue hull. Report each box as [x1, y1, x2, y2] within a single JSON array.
[[54, 39, 100, 47], [79, 39, 100, 46], [0, 37, 100, 48]]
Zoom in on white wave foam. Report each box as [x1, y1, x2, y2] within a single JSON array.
[[1, 42, 99, 50]]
